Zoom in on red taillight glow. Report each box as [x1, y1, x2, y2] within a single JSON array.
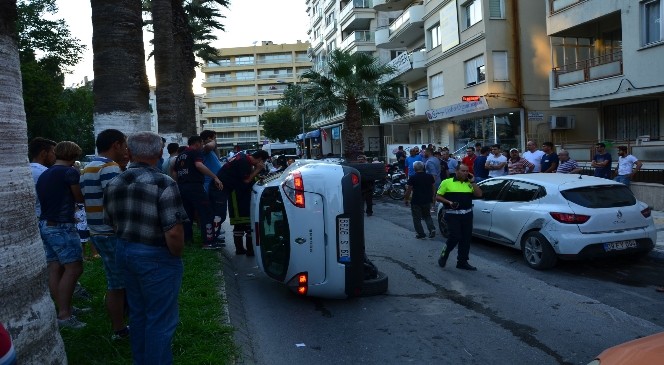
[[550, 212, 590, 224], [351, 173, 360, 185], [283, 171, 305, 208], [641, 207, 652, 218], [288, 272, 308, 296], [298, 274, 307, 284]]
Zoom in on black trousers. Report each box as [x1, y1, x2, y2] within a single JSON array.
[[178, 183, 214, 245], [443, 212, 473, 262]]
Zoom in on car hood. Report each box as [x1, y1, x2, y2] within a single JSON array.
[[595, 332, 664, 365]]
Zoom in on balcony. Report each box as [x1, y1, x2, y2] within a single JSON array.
[[324, 20, 338, 39], [203, 106, 258, 115], [549, 0, 586, 14], [373, 0, 413, 12], [553, 51, 622, 88], [379, 96, 428, 123], [257, 73, 294, 80], [312, 12, 322, 27], [339, 0, 374, 32], [217, 136, 260, 145], [203, 76, 256, 84], [203, 122, 260, 131], [383, 50, 426, 83], [375, 4, 424, 48], [257, 89, 286, 96], [312, 35, 324, 52], [340, 30, 375, 52], [205, 90, 257, 99], [323, 0, 336, 12]]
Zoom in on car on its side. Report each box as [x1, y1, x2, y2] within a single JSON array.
[[587, 331, 664, 365], [437, 174, 656, 269], [250, 159, 388, 299]]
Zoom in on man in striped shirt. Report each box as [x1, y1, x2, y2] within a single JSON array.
[[556, 150, 582, 174], [80, 129, 130, 340]]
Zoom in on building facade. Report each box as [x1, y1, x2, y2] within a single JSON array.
[[200, 41, 312, 153], [546, 0, 664, 166]]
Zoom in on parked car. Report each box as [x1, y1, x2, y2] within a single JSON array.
[[250, 160, 388, 298], [587, 331, 664, 365], [437, 174, 656, 269]]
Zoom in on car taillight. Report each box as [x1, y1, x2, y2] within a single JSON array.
[[641, 207, 651, 218], [351, 173, 360, 186], [550, 212, 590, 224], [287, 272, 308, 295], [282, 171, 305, 208]]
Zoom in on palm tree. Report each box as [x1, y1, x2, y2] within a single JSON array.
[[300, 49, 407, 160], [0, 0, 67, 362], [91, 0, 151, 136]]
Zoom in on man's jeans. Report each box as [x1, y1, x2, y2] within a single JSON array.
[[178, 182, 214, 244], [116, 240, 182, 365], [209, 187, 228, 238], [614, 175, 631, 188], [411, 203, 435, 236]]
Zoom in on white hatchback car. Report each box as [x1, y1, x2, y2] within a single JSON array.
[[250, 160, 388, 298], [437, 174, 657, 269]]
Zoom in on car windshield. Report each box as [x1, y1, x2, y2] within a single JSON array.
[[561, 185, 636, 208], [258, 187, 291, 281]]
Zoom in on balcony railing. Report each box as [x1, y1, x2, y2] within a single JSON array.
[[205, 76, 256, 83], [203, 122, 260, 129], [340, 0, 373, 20], [217, 136, 260, 144], [341, 30, 374, 50], [553, 51, 623, 88], [389, 8, 411, 35], [549, 0, 586, 14], [257, 89, 286, 96], [256, 57, 293, 64], [257, 73, 294, 80], [206, 90, 256, 98], [204, 106, 258, 113]]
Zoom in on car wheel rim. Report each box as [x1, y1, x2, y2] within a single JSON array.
[[524, 236, 543, 265]]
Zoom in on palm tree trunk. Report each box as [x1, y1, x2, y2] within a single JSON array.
[[152, 0, 178, 134], [0, 2, 67, 362], [173, 0, 196, 136], [343, 97, 364, 160], [91, 0, 151, 136]]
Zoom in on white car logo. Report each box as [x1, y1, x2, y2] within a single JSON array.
[[616, 210, 623, 219]]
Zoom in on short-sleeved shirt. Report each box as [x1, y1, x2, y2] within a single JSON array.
[[424, 156, 441, 180], [103, 163, 188, 247], [593, 152, 612, 178], [446, 158, 459, 174], [508, 157, 534, 175], [216, 153, 252, 191], [80, 157, 121, 234], [405, 155, 422, 176], [557, 159, 579, 173], [37, 165, 80, 223], [617, 154, 639, 175], [436, 177, 475, 210], [174, 147, 205, 184], [523, 150, 545, 172], [31, 162, 48, 217], [407, 172, 434, 205], [462, 155, 477, 173], [486, 154, 508, 177], [541, 152, 559, 172], [473, 155, 489, 179]]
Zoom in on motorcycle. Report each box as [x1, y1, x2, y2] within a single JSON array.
[[373, 168, 407, 200]]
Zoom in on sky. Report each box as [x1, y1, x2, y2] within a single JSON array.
[[55, 0, 310, 93]]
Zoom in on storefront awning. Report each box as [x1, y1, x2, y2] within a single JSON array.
[[305, 130, 321, 138], [295, 133, 306, 141]]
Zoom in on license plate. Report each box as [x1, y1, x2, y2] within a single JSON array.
[[338, 218, 350, 262], [603, 240, 637, 252]]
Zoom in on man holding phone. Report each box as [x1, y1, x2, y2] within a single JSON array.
[[435, 164, 483, 271]]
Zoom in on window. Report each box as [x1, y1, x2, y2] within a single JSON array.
[[327, 40, 337, 52], [501, 181, 542, 202], [464, 0, 482, 28], [489, 0, 505, 19], [239, 116, 258, 124], [235, 71, 255, 80], [427, 23, 441, 49], [561, 186, 635, 208], [643, 0, 663, 45], [257, 187, 291, 281], [479, 179, 509, 200], [429, 72, 444, 98], [603, 100, 660, 140], [235, 55, 254, 65], [465, 55, 485, 86], [492, 51, 508, 81]]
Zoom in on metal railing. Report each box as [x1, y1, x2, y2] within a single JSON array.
[[257, 73, 294, 80], [577, 167, 664, 184], [341, 30, 374, 50], [204, 106, 258, 113], [205, 76, 256, 83], [553, 51, 622, 88], [549, 0, 586, 15], [340, 0, 373, 20], [203, 122, 259, 129], [256, 57, 293, 65]]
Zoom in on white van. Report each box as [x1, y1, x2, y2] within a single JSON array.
[[262, 142, 299, 157]]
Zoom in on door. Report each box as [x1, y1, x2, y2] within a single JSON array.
[[474, 178, 509, 238], [489, 180, 543, 245]]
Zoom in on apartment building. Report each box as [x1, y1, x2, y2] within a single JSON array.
[[547, 0, 664, 165], [200, 41, 312, 153]]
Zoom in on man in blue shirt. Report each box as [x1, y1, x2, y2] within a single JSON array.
[[405, 146, 422, 177], [591, 142, 612, 179], [200, 130, 225, 244], [473, 146, 490, 182]]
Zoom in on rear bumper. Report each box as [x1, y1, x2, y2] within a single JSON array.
[[543, 226, 657, 259]]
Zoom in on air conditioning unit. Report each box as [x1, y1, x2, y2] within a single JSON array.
[[549, 115, 575, 130]]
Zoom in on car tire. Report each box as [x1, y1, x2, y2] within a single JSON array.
[[388, 186, 405, 200], [521, 232, 557, 270], [438, 210, 450, 238], [361, 271, 388, 296]]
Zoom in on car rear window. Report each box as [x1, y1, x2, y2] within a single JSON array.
[[561, 185, 636, 208], [258, 187, 290, 281]]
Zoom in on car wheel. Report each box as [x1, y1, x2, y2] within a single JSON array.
[[438, 211, 450, 238], [521, 232, 557, 270], [361, 271, 388, 296], [388, 186, 405, 200]]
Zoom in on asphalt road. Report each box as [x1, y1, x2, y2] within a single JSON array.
[[219, 197, 664, 365]]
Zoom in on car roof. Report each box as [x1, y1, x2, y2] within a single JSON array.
[[487, 174, 624, 190]]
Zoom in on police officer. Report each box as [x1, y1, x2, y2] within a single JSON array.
[[435, 163, 482, 270]]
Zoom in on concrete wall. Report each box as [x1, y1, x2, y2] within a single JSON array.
[[632, 183, 664, 211]]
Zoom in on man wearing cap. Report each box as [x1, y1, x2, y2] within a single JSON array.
[[591, 143, 612, 179], [614, 146, 642, 187], [508, 148, 535, 175]]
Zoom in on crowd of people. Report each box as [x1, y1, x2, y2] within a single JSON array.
[[397, 141, 644, 273], [28, 129, 269, 364]]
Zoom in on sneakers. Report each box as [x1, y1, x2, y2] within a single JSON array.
[[438, 252, 450, 268], [202, 243, 223, 250], [428, 230, 436, 239], [72, 306, 91, 316], [111, 326, 130, 341], [58, 315, 86, 329], [456, 261, 478, 271], [415, 234, 426, 239]]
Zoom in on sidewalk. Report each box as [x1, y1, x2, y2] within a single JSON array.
[[650, 209, 664, 262]]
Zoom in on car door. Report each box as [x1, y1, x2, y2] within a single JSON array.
[[488, 180, 542, 246], [474, 178, 509, 238]]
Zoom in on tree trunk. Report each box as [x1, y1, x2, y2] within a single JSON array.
[[172, 0, 196, 137], [342, 97, 364, 160], [91, 0, 151, 137], [0, 2, 68, 363], [152, 0, 177, 134]]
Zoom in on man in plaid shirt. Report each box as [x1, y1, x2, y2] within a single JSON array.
[[104, 132, 187, 365], [507, 148, 535, 175]]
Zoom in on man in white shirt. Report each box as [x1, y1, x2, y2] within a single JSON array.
[[614, 145, 642, 188], [485, 144, 508, 177], [29, 137, 57, 217], [522, 140, 545, 173]]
